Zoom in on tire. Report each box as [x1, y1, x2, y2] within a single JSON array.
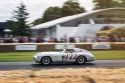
[[76, 56, 86, 64], [41, 56, 51, 65]]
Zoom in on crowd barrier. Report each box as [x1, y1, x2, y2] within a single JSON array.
[[0, 42, 125, 52]]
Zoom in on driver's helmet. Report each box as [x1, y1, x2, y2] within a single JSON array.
[[62, 49, 67, 52]]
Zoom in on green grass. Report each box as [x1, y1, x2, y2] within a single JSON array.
[[91, 50, 125, 60], [0, 51, 125, 62], [0, 52, 36, 62]]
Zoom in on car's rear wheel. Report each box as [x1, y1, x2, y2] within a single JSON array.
[[41, 56, 51, 65], [76, 56, 86, 64]]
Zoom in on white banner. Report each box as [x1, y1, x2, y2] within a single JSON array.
[[92, 43, 111, 49], [15, 45, 37, 50], [55, 44, 75, 49]]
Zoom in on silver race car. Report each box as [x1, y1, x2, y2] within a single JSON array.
[[33, 48, 96, 65]]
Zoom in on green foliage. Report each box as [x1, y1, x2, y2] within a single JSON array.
[[32, 0, 85, 25], [62, 0, 85, 16], [8, 3, 31, 37], [31, 18, 43, 26], [94, 0, 125, 9], [94, 0, 113, 9], [42, 7, 62, 23], [112, 0, 125, 7]]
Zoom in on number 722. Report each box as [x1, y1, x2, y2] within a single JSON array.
[[65, 53, 77, 59]]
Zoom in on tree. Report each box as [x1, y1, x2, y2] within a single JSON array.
[[94, 0, 125, 9], [31, 18, 43, 26], [8, 3, 31, 37], [94, 0, 113, 9], [120, 0, 125, 7], [62, 0, 85, 16], [42, 7, 62, 23], [32, 0, 85, 25], [112, 0, 125, 7]]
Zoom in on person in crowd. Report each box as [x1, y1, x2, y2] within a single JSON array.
[[36, 37, 44, 43], [69, 36, 75, 43]]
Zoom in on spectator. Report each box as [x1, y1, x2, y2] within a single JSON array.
[[19, 37, 24, 43], [36, 37, 44, 43], [48, 37, 58, 43], [69, 36, 75, 43]]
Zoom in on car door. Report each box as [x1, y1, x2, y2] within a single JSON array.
[[51, 52, 63, 62], [62, 51, 77, 62]]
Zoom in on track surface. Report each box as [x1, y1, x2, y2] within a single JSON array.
[[0, 60, 125, 70]]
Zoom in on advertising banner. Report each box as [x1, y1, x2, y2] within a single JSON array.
[[92, 43, 111, 49], [15, 45, 37, 50], [55, 44, 75, 49]]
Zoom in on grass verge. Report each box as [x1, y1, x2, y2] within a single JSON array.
[[91, 50, 125, 60], [0, 52, 36, 62], [0, 50, 125, 62]]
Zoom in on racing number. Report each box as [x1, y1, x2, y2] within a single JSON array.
[[66, 53, 77, 60]]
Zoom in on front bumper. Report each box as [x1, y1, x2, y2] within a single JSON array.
[[87, 57, 96, 62], [33, 56, 41, 63]]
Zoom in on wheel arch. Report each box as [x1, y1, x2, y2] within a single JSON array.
[[40, 56, 52, 63], [76, 55, 87, 62]]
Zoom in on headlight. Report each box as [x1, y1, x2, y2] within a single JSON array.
[[34, 54, 40, 58], [34, 52, 41, 57], [88, 53, 95, 57]]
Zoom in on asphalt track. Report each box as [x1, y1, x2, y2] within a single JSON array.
[[0, 60, 125, 70]]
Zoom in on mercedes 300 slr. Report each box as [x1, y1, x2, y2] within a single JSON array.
[[33, 48, 96, 65]]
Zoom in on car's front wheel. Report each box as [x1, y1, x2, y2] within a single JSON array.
[[41, 56, 51, 65], [76, 56, 86, 64]]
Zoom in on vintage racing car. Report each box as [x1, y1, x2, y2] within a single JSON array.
[[33, 48, 96, 65]]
